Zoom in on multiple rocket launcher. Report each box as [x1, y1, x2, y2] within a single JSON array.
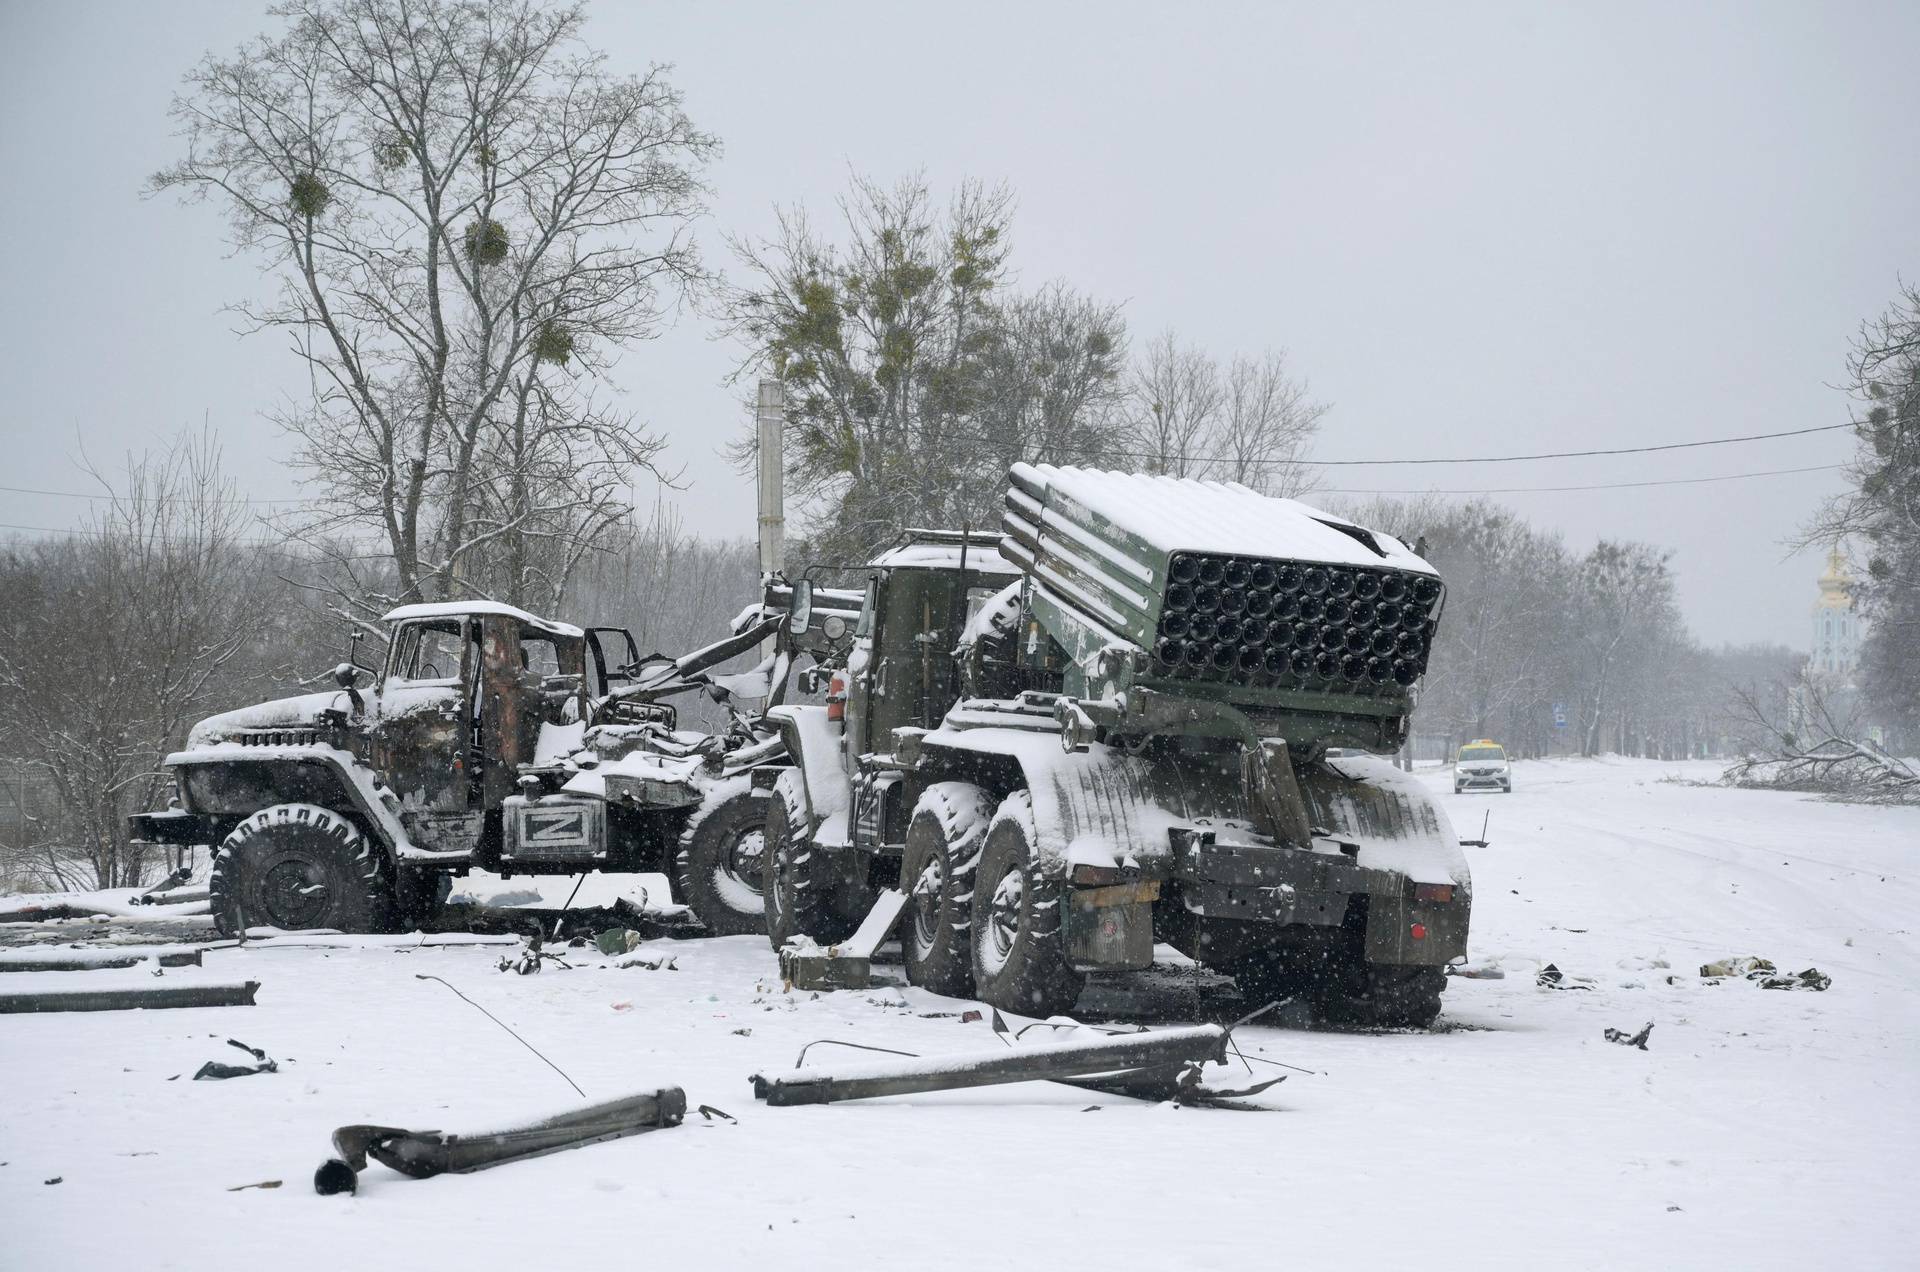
[[999, 463, 1443, 716]]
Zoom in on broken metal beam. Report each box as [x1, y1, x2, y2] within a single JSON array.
[[751, 1024, 1229, 1106], [0, 980, 259, 1014], [319, 1086, 687, 1193], [0, 949, 204, 973]]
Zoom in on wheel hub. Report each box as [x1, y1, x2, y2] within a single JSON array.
[[726, 828, 766, 894], [987, 868, 1025, 960], [910, 855, 946, 953], [260, 858, 331, 928]]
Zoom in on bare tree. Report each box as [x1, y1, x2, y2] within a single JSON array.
[[1123, 331, 1222, 477], [1214, 349, 1328, 497], [0, 433, 270, 889], [151, 0, 715, 613], [1571, 541, 1676, 756]]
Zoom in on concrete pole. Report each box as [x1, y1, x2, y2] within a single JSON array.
[[755, 379, 785, 578]]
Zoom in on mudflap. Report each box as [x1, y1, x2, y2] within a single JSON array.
[[1066, 880, 1159, 971]]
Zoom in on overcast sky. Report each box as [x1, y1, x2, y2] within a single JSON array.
[[2, 0, 1915, 650]]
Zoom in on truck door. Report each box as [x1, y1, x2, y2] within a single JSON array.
[[586, 627, 641, 696], [372, 617, 475, 812]]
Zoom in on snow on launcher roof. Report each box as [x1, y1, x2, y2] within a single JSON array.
[[1011, 463, 1437, 574]]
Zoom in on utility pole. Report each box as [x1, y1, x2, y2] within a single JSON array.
[[756, 379, 785, 579], [755, 379, 786, 666]]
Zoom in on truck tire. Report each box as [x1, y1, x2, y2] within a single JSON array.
[[1315, 964, 1446, 1029], [763, 771, 862, 950], [673, 777, 768, 937], [209, 803, 393, 938], [899, 781, 995, 998], [969, 791, 1084, 1017]]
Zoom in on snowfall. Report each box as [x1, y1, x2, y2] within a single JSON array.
[[2, 757, 1914, 1271]]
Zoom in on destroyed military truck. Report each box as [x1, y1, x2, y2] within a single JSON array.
[[126, 591, 850, 939], [763, 466, 1472, 1027]]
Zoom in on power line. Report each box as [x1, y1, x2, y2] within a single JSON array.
[[1317, 463, 1845, 496], [0, 420, 1862, 505], [1300, 421, 1855, 467], [0, 483, 321, 507]]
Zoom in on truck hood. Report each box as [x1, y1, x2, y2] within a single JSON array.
[[187, 690, 347, 747]]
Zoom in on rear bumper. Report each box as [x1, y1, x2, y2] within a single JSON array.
[[1159, 828, 1469, 967]]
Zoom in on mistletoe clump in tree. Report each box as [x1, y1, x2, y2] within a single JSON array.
[[152, 0, 717, 612], [723, 174, 1130, 562]]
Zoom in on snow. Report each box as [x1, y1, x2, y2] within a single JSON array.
[[1012, 462, 1438, 573], [186, 690, 346, 746], [381, 600, 585, 638], [3, 757, 1916, 1270], [867, 538, 1021, 574]]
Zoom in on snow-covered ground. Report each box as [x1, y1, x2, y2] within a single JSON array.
[[2, 758, 1915, 1270]]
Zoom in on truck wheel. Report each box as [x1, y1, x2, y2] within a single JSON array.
[[673, 777, 768, 937], [763, 771, 861, 950], [969, 791, 1084, 1016], [1316, 964, 1446, 1029], [899, 782, 995, 997], [210, 803, 393, 938]]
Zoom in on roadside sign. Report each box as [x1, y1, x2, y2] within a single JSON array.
[[1552, 702, 1568, 729]]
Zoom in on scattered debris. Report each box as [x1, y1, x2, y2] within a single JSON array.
[[314, 1086, 687, 1194], [613, 953, 678, 972], [695, 1104, 735, 1122], [1604, 1022, 1654, 1050], [193, 1038, 279, 1080], [594, 927, 645, 957], [731, 1027, 752, 1036], [1700, 955, 1773, 978], [226, 1179, 282, 1191], [1536, 963, 1593, 991], [778, 888, 907, 992], [959, 1009, 983, 1023], [497, 933, 572, 975], [0, 981, 260, 1014], [1449, 963, 1506, 980], [752, 1022, 1246, 1107], [1699, 957, 1832, 991], [1760, 967, 1831, 992], [44, 1176, 61, 1186]]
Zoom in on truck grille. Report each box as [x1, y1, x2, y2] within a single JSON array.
[[1151, 553, 1442, 694], [233, 727, 322, 748]]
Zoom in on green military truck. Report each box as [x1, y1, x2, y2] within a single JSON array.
[[763, 466, 1472, 1026]]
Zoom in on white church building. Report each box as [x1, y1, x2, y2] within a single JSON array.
[[1810, 547, 1861, 680]]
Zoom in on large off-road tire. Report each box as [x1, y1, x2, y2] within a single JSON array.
[[899, 781, 995, 998], [673, 777, 769, 938], [763, 771, 863, 950], [209, 803, 393, 938], [1315, 963, 1447, 1029], [969, 791, 1084, 1017]]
